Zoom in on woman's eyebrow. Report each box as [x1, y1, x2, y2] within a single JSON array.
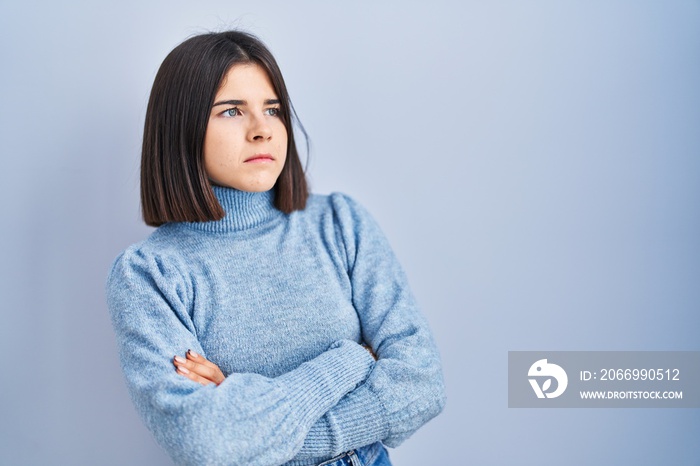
[[212, 99, 245, 107], [212, 98, 280, 107]]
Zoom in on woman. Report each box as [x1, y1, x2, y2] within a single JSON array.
[[107, 30, 445, 466]]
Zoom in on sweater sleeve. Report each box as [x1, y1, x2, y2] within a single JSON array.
[[106, 246, 375, 466], [293, 194, 446, 458]]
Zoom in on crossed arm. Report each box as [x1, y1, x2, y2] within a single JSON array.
[[173, 346, 376, 387]]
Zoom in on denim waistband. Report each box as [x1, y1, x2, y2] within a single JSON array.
[[316, 442, 384, 466]]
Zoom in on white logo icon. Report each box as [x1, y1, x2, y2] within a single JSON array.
[[528, 359, 568, 399]]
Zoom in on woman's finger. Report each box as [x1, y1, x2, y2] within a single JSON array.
[[186, 350, 226, 384], [173, 354, 225, 385], [174, 363, 215, 386], [173, 355, 216, 381], [186, 349, 218, 369]]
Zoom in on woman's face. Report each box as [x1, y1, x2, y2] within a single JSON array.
[[203, 63, 288, 192]]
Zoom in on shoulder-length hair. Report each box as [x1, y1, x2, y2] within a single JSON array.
[[141, 30, 308, 227]]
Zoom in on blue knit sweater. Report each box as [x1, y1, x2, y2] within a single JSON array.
[[106, 187, 445, 466]]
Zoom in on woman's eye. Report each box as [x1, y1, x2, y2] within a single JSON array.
[[265, 107, 281, 117], [223, 108, 240, 117]]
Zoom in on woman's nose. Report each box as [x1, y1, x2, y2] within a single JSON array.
[[247, 114, 273, 141]]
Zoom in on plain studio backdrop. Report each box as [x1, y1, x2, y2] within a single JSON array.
[[1, 1, 698, 464]]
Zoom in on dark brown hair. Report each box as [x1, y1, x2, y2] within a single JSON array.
[[141, 30, 308, 226]]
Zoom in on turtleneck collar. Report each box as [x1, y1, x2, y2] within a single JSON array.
[[185, 186, 281, 233]]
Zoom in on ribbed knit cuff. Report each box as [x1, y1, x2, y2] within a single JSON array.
[[276, 340, 375, 429], [293, 414, 334, 458], [325, 383, 389, 453], [287, 384, 389, 464]]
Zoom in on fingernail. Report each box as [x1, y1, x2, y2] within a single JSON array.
[[187, 349, 200, 358], [174, 355, 186, 364], [177, 366, 190, 374]]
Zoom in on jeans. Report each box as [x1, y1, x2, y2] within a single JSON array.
[[316, 442, 391, 466]]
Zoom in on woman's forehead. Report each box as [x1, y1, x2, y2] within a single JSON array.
[[216, 63, 278, 100]]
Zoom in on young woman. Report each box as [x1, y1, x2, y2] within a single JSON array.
[[107, 30, 445, 466]]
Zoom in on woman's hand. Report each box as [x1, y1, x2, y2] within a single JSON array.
[[173, 350, 225, 386]]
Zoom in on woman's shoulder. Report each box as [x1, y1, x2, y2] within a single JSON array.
[[303, 192, 384, 245], [304, 192, 372, 221], [107, 226, 191, 282]]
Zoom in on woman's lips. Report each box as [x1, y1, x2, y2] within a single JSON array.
[[244, 154, 274, 163]]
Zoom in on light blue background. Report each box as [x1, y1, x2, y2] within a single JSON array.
[[1, 1, 698, 464]]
